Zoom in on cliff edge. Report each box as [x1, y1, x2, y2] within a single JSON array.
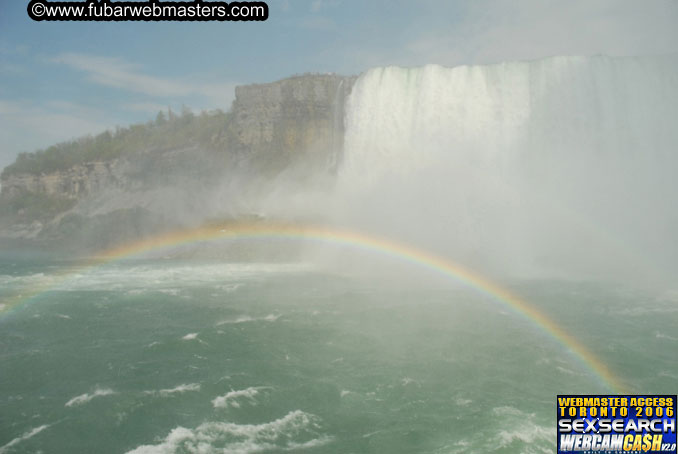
[[0, 73, 356, 249]]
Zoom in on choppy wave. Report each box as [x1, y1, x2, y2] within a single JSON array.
[[212, 387, 264, 409], [0, 424, 50, 454], [125, 410, 330, 454], [491, 407, 553, 453], [181, 333, 209, 346], [65, 387, 115, 407], [496, 424, 552, 452], [144, 383, 201, 397], [448, 406, 553, 454]]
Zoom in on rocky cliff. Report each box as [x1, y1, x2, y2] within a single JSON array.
[[0, 73, 356, 246], [230, 73, 356, 170], [1, 161, 124, 200]]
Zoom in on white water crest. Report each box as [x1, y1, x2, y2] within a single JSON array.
[[125, 410, 330, 454], [212, 387, 265, 409], [65, 387, 116, 407], [144, 383, 201, 397], [336, 55, 678, 282], [0, 425, 50, 454]]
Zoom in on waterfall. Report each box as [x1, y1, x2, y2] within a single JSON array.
[[336, 55, 678, 281]]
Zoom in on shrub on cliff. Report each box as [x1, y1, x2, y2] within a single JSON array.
[[0, 192, 76, 222], [1, 108, 233, 178]]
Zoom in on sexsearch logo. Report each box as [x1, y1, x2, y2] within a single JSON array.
[[557, 395, 677, 453]]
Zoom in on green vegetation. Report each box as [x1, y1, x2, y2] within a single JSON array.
[[0, 192, 76, 222], [1, 107, 234, 178]]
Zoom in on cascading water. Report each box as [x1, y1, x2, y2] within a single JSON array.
[[336, 55, 678, 282]]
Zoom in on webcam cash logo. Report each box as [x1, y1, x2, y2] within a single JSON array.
[[557, 395, 676, 453]]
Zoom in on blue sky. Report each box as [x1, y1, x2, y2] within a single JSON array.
[[1, 0, 677, 170]]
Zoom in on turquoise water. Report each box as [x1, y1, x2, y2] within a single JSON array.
[[1, 259, 676, 453]]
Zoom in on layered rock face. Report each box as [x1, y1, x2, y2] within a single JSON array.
[[0, 74, 356, 244], [230, 74, 356, 169], [1, 161, 123, 200]]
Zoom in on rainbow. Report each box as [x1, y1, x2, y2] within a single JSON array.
[[0, 222, 626, 393]]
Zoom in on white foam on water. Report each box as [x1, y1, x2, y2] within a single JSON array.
[[448, 406, 553, 453], [400, 377, 420, 386], [212, 387, 265, 409], [216, 314, 280, 326], [454, 397, 472, 406], [144, 383, 201, 397], [491, 406, 553, 453], [655, 332, 678, 341], [216, 283, 244, 293], [491, 406, 528, 418], [65, 387, 116, 407], [0, 424, 50, 454], [556, 366, 583, 376], [214, 375, 232, 385], [50, 263, 313, 293], [536, 357, 551, 366], [217, 316, 255, 325], [0, 273, 52, 287], [620, 307, 678, 316], [361, 430, 386, 439], [495, 424, 553, 453], [124, 410, 330, 454], [447, 439, 472, 454]]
